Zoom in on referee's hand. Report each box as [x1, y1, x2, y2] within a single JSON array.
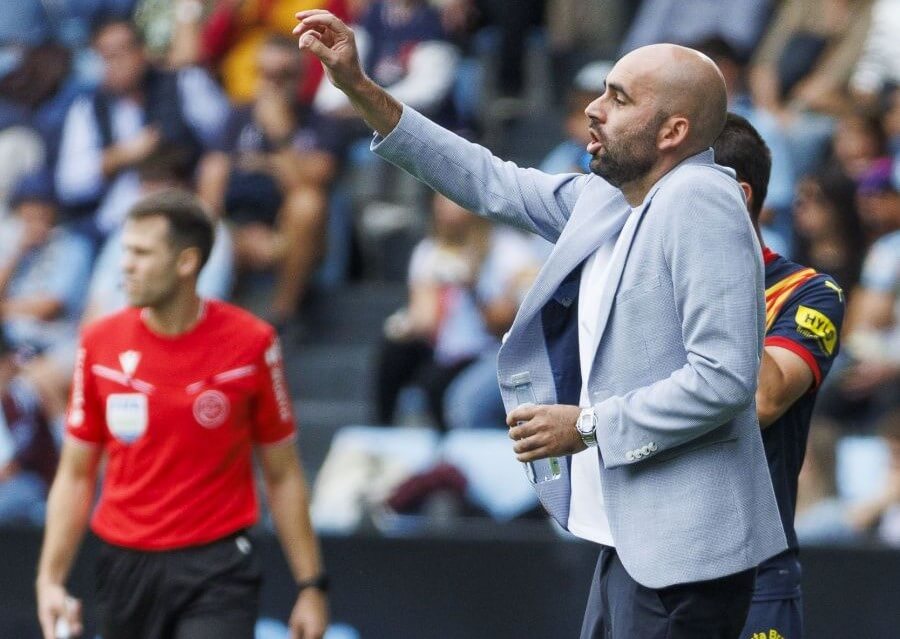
[[36, 581, 82, 639], [289, 587, 328, 639]]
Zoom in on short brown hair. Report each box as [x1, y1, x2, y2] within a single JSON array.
[[128, 189, 214, 269]]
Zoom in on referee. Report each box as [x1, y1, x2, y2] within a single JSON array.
[[36, 190, 328, 639], [714, 114, 845, 639]]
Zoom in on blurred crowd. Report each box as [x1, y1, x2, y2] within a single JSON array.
[[0, 0, 898, 548]]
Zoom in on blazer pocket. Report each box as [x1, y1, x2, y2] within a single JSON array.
[[643, 431, 738, 466], [615, 274, 662, 303]]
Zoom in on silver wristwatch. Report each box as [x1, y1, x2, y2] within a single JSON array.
[[576, 407, 598, 447]]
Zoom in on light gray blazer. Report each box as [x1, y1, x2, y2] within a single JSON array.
[[373, 106, 787, 588]]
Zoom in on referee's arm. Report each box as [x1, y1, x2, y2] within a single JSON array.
[[259, 441, 328, 639], [36, 440, 102, 639]]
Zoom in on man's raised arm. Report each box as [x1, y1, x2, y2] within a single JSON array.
[[294, 10, 590, 242]]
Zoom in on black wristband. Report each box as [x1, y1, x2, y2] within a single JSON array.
[[297, 573, 330, 593]]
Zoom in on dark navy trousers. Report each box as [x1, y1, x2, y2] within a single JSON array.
[[580, 545, 756, 639]]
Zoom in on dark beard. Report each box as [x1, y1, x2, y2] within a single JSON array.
[[589, 116, 664, 187], [589, 143, 656, 187]]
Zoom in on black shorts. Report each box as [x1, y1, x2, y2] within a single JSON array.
[[95, 531, 262, 639]]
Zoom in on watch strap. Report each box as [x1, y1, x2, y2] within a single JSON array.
[[297, 573, 330, 593]]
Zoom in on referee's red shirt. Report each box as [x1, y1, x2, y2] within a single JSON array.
[[66, 301, 296, 550]]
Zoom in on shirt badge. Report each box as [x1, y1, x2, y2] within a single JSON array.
[[795, 305, 837, 355], [119, 350, 141, 378], [193, 390, 230, 428], [106, 393, 148, 443]]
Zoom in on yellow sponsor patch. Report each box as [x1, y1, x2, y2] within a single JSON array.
[[795, 305, 837, 355]]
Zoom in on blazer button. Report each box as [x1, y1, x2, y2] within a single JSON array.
[[625, 451, 635, 461], [641, 445, 651, 456], [649, 442, 658, 452]]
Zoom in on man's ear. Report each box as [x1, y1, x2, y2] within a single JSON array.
[[738, 180, 754, 211], [657, 115, 690, 152], [176, 246, 202, 279]]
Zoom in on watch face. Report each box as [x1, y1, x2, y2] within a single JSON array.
[[578, 413, 595, 435]]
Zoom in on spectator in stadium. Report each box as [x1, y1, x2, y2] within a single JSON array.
[[0, 170, 92, 357], [54, 18, 229, 244], [199, 34, 338, 325], [792, 168, 867, 292], [200, 0, 350, 104], [823, 161, 900, 423], [36, 190, 328, 639], [298, 12, 786, 636], [856, 156, 899, 239], [749, 0, 874, 176], [376, 193, 536, 429], [714, 112, 846, 639], [829, 109, 887, 180], [0, 1, 140, 150], [0, 328, 58, 525]]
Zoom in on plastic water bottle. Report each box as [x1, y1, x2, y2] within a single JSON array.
[[511, 372, 562, 484]]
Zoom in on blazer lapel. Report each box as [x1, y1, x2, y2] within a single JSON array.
[[582, 198, 652, 380], [512, 181, 631, 329]]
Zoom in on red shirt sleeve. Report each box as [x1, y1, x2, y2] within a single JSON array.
[[251, 331, 296, 445], [65, 342, 106, 445]]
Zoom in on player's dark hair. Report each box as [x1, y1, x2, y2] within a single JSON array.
[[136, 145, 195, 186], [128, 189, 214, 270], [712, 112, 771, 224]]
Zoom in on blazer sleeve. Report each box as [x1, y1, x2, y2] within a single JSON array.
[[372, 106, 590, 243], [594, 167, 765, 469]]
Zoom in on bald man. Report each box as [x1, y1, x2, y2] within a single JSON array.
[[296, 12, 786, 638]]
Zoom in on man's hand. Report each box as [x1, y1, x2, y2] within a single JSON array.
[[288, 586, 328, 639], [294, 10, 402, 136], [120, 127, 161, 165], [103, 126, 160, 177], [294, 10, 366, 94], [506, 404, 585, 462], [36, 581, 82, 639]]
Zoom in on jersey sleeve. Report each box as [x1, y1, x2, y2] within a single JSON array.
[[251, 331, 296, 446], [65, 341, 106, 445], [765, 275, 845, 390]]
